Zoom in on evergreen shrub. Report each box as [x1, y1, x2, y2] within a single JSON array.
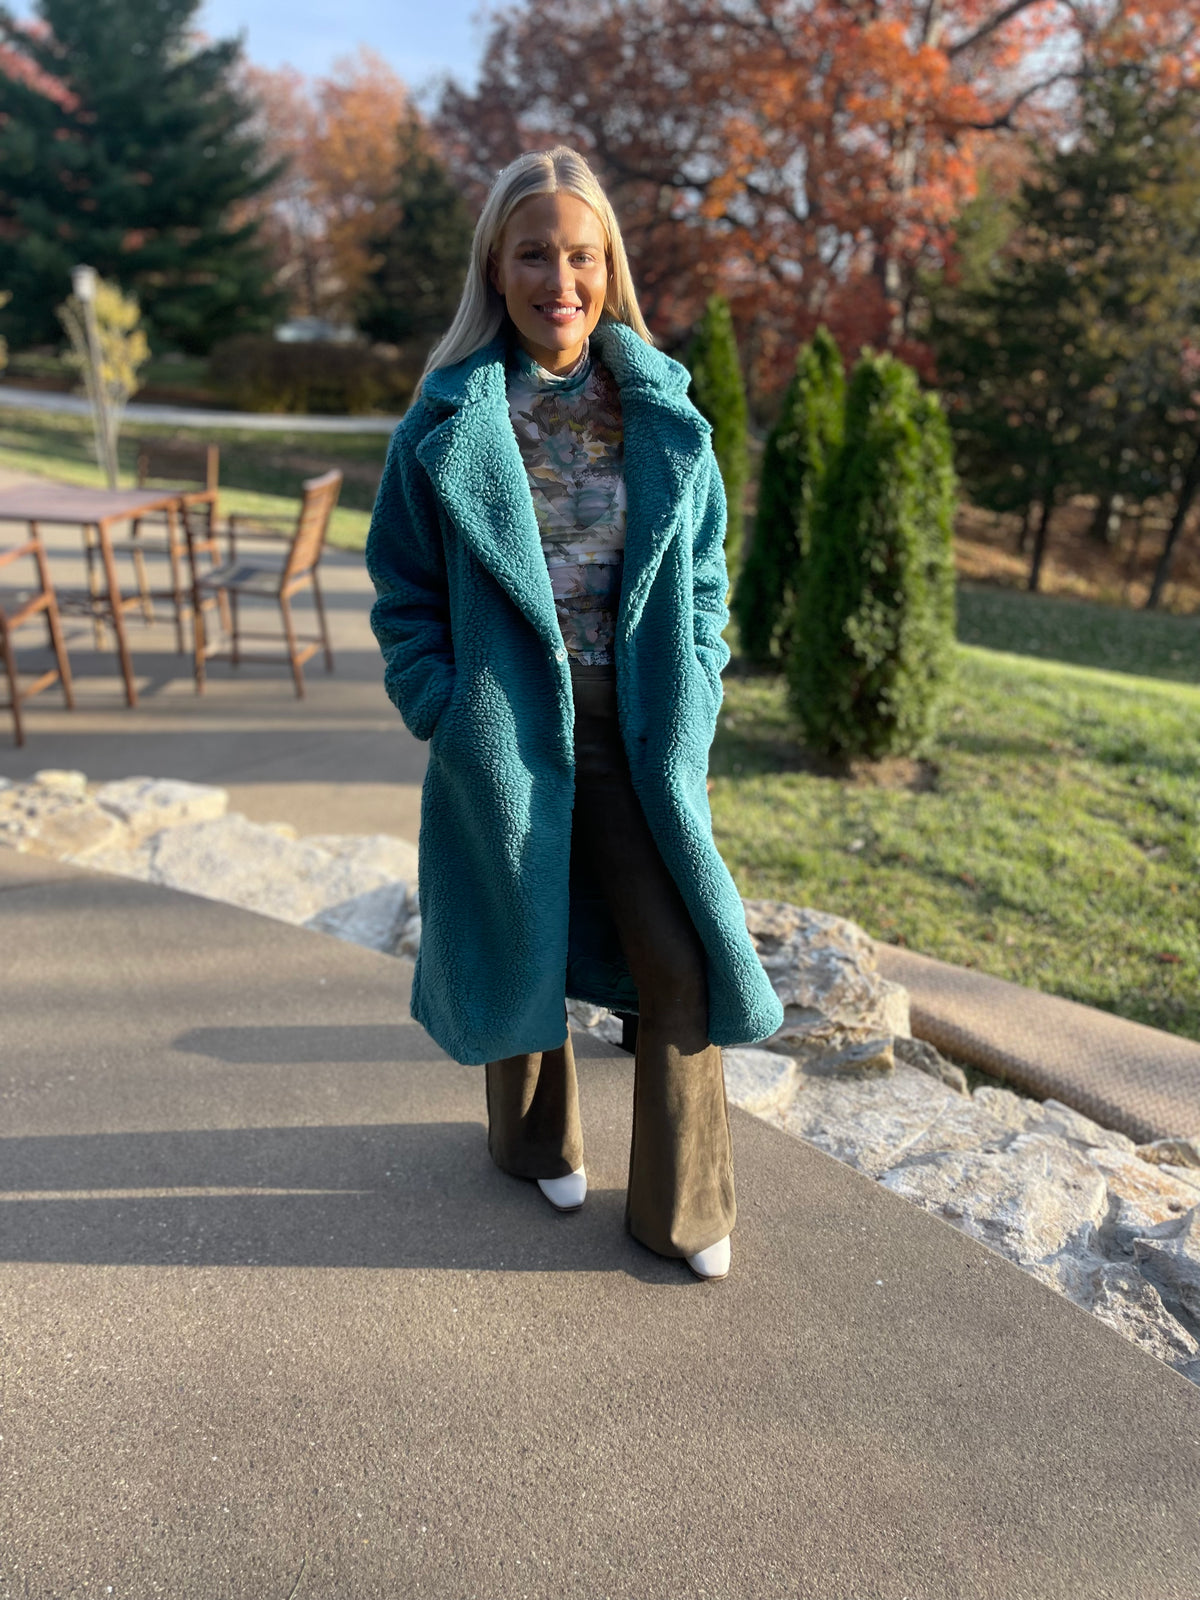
[[686, 295, 749, 573], [208, 337, 420, 415], [733, 325, 844, 668], [787, 350, 958, 760]]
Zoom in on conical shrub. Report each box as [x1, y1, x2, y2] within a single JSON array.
[[687, 295, 749, 576], [733, 325, 844, 668], [786, 350, 957, 759]]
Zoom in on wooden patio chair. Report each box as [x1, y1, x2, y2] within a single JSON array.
[[190, 469, 343, 697], [105, 440, 225, 652], [0, 533, 75, 746]]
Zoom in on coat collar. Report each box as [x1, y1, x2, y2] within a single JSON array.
[[415, 317, 712, 651]]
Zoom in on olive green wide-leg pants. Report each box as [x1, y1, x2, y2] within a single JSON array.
[[484, 659, 735, 1260]]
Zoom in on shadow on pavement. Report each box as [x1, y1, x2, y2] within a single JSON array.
[[0, 1120, 687, 1280]]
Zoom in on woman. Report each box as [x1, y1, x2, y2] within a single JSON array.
[[365, 146, 783, 1281]]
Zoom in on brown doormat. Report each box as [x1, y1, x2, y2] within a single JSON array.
[[873, 943, 1200, 1144]]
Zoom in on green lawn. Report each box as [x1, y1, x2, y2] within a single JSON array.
[[711, 639, 1200, 1042], [957, 581, 1200, 685], [0, 406, 383, 551]]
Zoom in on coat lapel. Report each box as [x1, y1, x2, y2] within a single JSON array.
[[590, 319, 714, 644], [416, 340, 561, 649], [415, 319, 713, 649]]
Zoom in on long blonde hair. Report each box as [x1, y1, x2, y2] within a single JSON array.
[[418, 145, 654, 394]]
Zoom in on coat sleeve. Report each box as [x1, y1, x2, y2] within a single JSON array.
[[364, 411, 456, 742], [692, 447, 732, 713]]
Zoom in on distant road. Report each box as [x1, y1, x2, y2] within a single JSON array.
[[0, 384, 401, 434]]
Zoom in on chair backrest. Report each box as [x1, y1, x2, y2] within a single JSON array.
[[135, 441, 220, 492], [282, 470, 343, 585]]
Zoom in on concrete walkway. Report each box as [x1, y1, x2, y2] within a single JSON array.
[[0, 381, 399, 433], [4, 847, 1199, 1599]]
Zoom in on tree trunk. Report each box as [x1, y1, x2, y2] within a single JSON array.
[[1016, 500, 1033, 555], [1089, 487, 1124, 546], [1027, 487, 1057, 592], [1146, 435, 1200, 610]]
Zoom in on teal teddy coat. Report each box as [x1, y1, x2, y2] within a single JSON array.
[[364, 314, 784, 1065]]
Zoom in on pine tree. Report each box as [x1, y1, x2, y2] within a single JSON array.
[[925, 67, 1200, 592], [732, 325, 844, 668], [0, 0, 282, 353], [686, 295, 749, 574], [787, 350, 957, 761], [356, 117, 474, 347]]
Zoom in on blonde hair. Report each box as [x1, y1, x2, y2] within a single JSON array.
[[418, 145, 654, 394]]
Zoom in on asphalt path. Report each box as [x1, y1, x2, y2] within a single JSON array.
[[3, 850, 1199, 1600]]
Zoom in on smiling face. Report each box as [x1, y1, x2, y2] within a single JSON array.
[[488, 190, 610, 374]]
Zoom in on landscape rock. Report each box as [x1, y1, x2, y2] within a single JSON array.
[[0, 778, 124, 859], [1130, 1208, 1200, 1323], [394, 911, 421, 960], [972, 1087, 1135, 1152], [86, 815, 417, 948], [1084, 1145, 1200, 1236], [879, 1131, 1109, 1269], [744, 899, 910, 1065], [1137, 1136, 1200, 1169], [305, 882, 412, 953], [1071, 1262, 1200, 1374], [93, 776, 229, 842], [567, 999, 609, 1031], [779, 1060, 1011, 1178], [893, 1034, 969, 1094], [29, 768, 88, 794], [723, 1048, 797, 1116]]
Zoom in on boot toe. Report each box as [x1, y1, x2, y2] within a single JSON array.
[[536, 1166, 587, 1212], [684, 1234, 731, 1280]]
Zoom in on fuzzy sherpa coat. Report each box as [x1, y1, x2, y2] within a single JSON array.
[[365, 314, 784, 1065]]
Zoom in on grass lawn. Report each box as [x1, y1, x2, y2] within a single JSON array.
[[711, 631, 1200, 1043], [956, 582, 1200, 685], [0, 406, 383, 552]]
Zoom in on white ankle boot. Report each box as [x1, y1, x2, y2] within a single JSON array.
[[685, 1234, 731, 1280], [536, 1165, 587, 1212]]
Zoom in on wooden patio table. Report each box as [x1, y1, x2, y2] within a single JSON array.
[[0, 481, 192, 708]]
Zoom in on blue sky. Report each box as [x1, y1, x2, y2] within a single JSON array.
[[198, 0, 497, 98], [12, 1, 496, 100]]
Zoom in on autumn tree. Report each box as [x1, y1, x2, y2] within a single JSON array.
[[243, 48, 412, 322], [432, 0, 1200, 400], [0, 0, 280, 353]]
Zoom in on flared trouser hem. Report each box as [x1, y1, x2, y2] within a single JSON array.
[[484, 660, 735, 1260]]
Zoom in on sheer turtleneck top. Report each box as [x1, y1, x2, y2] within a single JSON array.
[[504, 334, 627, 666]]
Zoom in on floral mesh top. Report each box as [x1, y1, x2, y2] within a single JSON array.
[[506, 335, 627, 665]]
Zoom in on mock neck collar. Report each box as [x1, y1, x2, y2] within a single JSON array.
[[507, 334, 592, 394]]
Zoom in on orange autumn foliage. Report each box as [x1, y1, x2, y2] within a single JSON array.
[[434, 0, 1200, 399], [241, 47, 410, 320]]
